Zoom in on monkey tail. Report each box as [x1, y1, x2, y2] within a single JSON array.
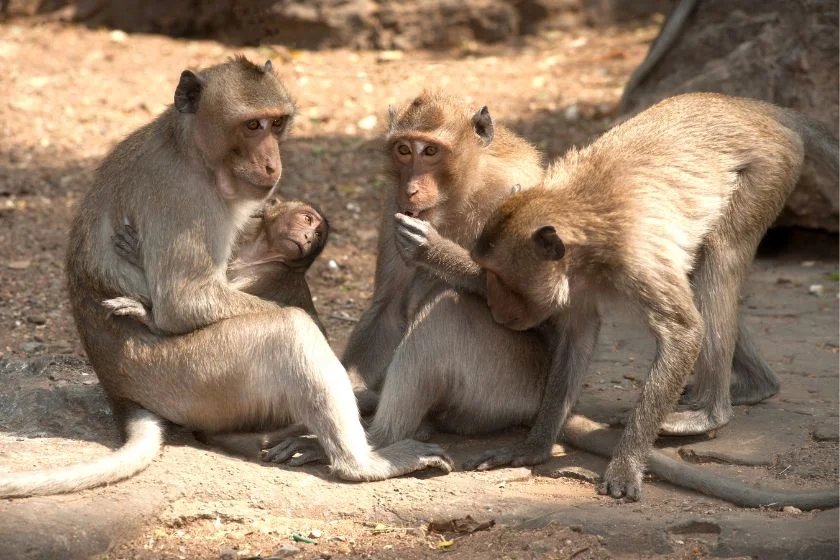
[[563, 414, 839, 510], [0, 408, 164, 498]]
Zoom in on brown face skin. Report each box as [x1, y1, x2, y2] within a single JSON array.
[[258, 200, 328, 267], [390, 136, 450, 222], [473, 201, 570, 331]]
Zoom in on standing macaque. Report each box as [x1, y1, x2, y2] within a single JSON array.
[[113, 197, 329, 335], [0, 57, 451, 499], [465, 93, 839, 500]]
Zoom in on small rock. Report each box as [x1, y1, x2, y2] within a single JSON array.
[[26, 315, 46, 325], [357, 115, 378, 131], [272, 544, 300, 557], [327, 259, 339, 270], [563, 104, 580, 122], [812, 420, 839, 442], [801, 260, 816, 267], [20, 341, 44, 353], [7, 260, 31, 270], [808, 284, 824, 297], [782, 505, 802, 514], [110, 29, 128, 43], [537, 465, 601, 484], [309, 528, 322, 539], [219, 548, 237, 560], [377, 50, 404, 62]]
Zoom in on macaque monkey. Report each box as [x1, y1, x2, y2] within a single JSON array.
[[112, 197, 329, 335], [319, 91, 553, 457], [0, 57, 451, 499], [466, 92, 839, 500]]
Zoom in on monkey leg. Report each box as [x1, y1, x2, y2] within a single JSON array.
[[342, 296, 407, 392], [120, 307, 451, 481], [601, 275, 704, 500], [367, 289, 547, 448], [729, 320, 780, 404], [681, 318, 780, 406]]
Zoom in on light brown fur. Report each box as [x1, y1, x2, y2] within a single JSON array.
[[470, 92, 839, 501], [0, 59, 451, 499], [334, 91, 551, 451]]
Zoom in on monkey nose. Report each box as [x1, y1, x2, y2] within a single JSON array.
[[265, 163, 276, 175]]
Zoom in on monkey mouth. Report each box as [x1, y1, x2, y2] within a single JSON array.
[[401, 207, 433, 220]]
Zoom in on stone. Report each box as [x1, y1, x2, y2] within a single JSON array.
[[620, 0, 839, 232]]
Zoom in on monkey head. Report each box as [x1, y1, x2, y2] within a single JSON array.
[[472, 189, 574, 331], [256, 199, 328, 268], [173, 56, 296, 202], [385, 91, 494, 226]]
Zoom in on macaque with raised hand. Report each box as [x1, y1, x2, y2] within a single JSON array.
[[0, 57, 451, 499]]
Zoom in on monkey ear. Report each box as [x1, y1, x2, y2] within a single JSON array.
[[532, 225, 566, 261], [264, 60, 273, 73], [510, 183, 521, 194], [174, 70, 203, 114], [471, 105, 494, 147]]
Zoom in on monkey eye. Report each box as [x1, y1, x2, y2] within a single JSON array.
[[423, 145, 438, 156], [304, 214, 313, 225], [246, 119, 261, 131], [396, 143, 411, 156], [272, 116, 287, 129]]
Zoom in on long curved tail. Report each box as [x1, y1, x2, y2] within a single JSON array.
[[0, 408, 164, 498], [564, 414, 839, 510]]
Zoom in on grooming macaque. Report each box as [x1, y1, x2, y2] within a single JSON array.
[[465, 92, 839, 500], [0, 57, 451, 499], [332, 91, 552, 450], [112, 197, 329, 336]]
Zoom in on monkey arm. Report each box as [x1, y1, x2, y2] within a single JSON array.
[[464, 303, 601, 470], [394, 214, 486, 295]]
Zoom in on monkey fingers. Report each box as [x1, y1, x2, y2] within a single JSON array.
[[261, 436, 328, 466], [112, 224, 143, 268], [598, 457, 644, 501], [462, 440, 552, 471], [393, 213, 433, 262], [101, 296, 159, 332]]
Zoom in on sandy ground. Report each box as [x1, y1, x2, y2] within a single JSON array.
[[0, 19, 838, 560]]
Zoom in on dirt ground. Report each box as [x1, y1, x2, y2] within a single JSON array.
[[0, 19, 838, 560]]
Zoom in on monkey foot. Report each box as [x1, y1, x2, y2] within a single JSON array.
[[462, 441, 551, 471], [659, 409, 732, 436], [597, 457, 643, 501], [729, 381, 780, 405], [261, 436, 327, 466], [679, 382, 779, 406]]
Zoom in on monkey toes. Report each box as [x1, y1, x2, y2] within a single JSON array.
[[659, 408, 732, 436], [598, 458, 643, 501], [462, 441, 552, 471], [261, 436, 327, 467]]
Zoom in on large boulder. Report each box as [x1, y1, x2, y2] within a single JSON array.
[[620, 0, 839, 232]]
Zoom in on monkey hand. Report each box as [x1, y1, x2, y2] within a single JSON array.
[[261, 435, 328, 467], [598, 456, 644, 501], [462, 439, 553, 471], [112, 223, 143, 268], [102, 296, 162, 334], [394, 213, 441, 266]]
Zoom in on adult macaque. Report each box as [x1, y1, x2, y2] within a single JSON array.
[[112, 197, 329, 335], [262, 92, 548, 460], [467, 93, 839, 500], [0, 57, 451, 499]]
